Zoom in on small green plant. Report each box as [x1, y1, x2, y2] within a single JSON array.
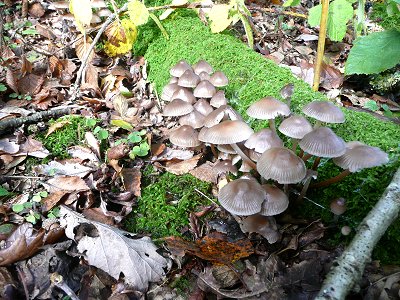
[[9, 93, 32, 100], [0, 186, 12, 197], [114, 130, 150, 159], [93, 126, 109, 141], [12, 191, 48, 224], [48, 206, 61, 219], [0, 84, 7, 92]]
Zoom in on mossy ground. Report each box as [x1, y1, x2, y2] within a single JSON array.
[[124, 168, 212, 238], [131, 9, 400, 262]]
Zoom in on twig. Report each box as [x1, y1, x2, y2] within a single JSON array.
[[50, 273, 80, 300], [250, 7, 307, 19], [0, 107, 72, 134], [147, 2, 210, 11], [316, 167, 400, 300]]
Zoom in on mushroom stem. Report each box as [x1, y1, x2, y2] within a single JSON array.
[[284, 184, 289, 196], [291, 138, 299, 152], [310, 169, 351, 188], [230, 143, 257, 170], [298, 149, 304, 158], [210, 143, 218, 158], [302, 153, 313, 162], [314, 120, 322, 128], [297, 177, 312, 201], [312, 157, 321, 170], [269, 119, 277, 134]]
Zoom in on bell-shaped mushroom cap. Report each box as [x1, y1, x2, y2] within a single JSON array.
[[171, 88, 196, 104], [247, 97, 291, 120], [170, 60, 192, 77], [199, 120, 254, 144], [178, 69, 200, 88], [299, 127, 346, 158], [209, 71, 229, 87], [257, 147, 306, 184], [217, 144, 236, 154], [302, 101, 345, 124], [244, 129, 283, 153], [259, 184, 289, 216], [248, 149, 261, 162], [194, 99, 214, 116], [193, 80, 216, 98], [90, 14, 102, 24], [169, 125, 201, 147], [330, 197, 347, 215], [204, 105, 242, 128], [97, 8, 112, 17], [161, 83, 179, 101], [198, 71, 211, 81], [210, 90, 228, 108], [239, 214, 280, 243], [278, 115, 313, 139], [333, 143, 389, 172], [280, 83, 294, 100], [193, 60, 213, 75], [179, 109, 205, 128], [218, 178, 265, 215], [214, 159, 238, 175], [163, 99, 193, 116]]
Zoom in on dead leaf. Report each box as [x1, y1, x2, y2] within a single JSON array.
[[35, 24, 56, 40], [113, 94, 129, 117], [44, 176, 90, 193], [29, 2, 45, 17], [17, 137, 49, 158], [0, 139, 19, 154], [85, 132, 101, 159], [165, 154, 201, 175], [59, 206, 168, 291], [34, 160, 93, 177], [45, 120, 71, 137], [21, 55, 33, 76], [41, 191, 68, 212], [6, 68, 18, 93], [17, 73, 45, 95], [189, 161, 219, 183], [121, 167, 141, 197], [81, 63, 100, 93], [107, 143, 129, 160], [75, 35, 95, 63]]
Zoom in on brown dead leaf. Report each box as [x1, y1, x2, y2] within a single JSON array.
[[165, 154, 201, 175], [49, 56, 63, 77], [6, 68, 18, 93], [44, 176, 90, 193], [107, 143, 129, 160], [83, 207, 116, 225], [41, 191, 68, 212], [85, 132, 101, 159], [29, 2, 45, 17], [1, 46, 16, 62], [81, 63, 100, 93], [18, 137, 49, 158], [165, 232, 253, 265], [189, 161, 219, 183], [151, 142, 166, 156], [21, 55, 33, 76], [17, 73, 45, 95], [109, 159, 122, 174], [75, 35, 95, 63], [320, 62, 344, 90], [45, 120, 71, 137], [35, 24, 56, 40], [121, 167, 141, 197]]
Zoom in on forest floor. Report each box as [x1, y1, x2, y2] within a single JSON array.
[[0, 0, 399, 299]]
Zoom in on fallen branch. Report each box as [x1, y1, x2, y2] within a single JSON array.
[[0, 107, 72, 134], [316, 167, 400, 300]]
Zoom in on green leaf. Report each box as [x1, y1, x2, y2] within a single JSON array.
[[239, 13, 254, 48], [345, 30, 400, 75], [308, 0, 353, 41], [111, 119, 134, 131], [25, 214, 37, 224], [24, 202, 33, 208], [0, 84, 7, 92], [39, 191, 48, 197], [283, 0, 301, 7], [0, 187, 11, 196], [364, 100, 379, 111], [21, 29, 38, 35], [12, 204, 24, 213], [97, 129, 109, 140], [128, 0, 149, 26], [9, 93, 18, 98], [32, 195, 42, 202], [0, 224, 14, 235], [130, 142, 150, 158], [86, 118, 97, 127], [149, 13, 169, 40], [382, 104, 394, 117], [127, 132, 142, 143]]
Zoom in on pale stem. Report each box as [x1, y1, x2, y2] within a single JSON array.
[[269, 119, 276, 134], [291, 138, 299, 152], [230, 143, 257, 170]]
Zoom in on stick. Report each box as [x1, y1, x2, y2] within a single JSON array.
[[315, 167, 400, 300]]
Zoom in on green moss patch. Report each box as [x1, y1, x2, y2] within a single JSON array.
[[125, 170, 212, 238], [136, 12, 400, 261]]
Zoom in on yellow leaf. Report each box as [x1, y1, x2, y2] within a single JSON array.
[[159, 0, 188, 20], [110, 119, 134, 131], [104, 19, 138, 57], [69, 0, 92, 33], [45, 120, 71, 138], [127, 0, 149, 26], [207, 4, 234, 33], [112, 94, 129, 117]]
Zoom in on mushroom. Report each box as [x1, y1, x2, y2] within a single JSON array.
[[210, 90, 228, 108], [171, 88, 196, 104], [259, 184, 289, 216], [91, 0, 107, 8], [244, 129, 283, 154], [302, 101, 345, 128], [194, 99, 214, 116], [178, 109, 205, 128], [330, 197, 347, 222], [218, 178, 266, 215], [199, 120, 256, 169], [204, 105, 242, 128], [90, 14, 102, 24], [278, 115, 313, 152], [341, 226, 351, 236], [209, 71, 229, 87], [280, 83, 294, 107], [193, 80, 216, 98], [239, 214, 280, 243], [177, 69, 200, 88], [161, 83, 179, 101], [246, 96, 290, 134], [170, 60, 192, 77], [311, 142, 389, 188], [193, 60, 213, 75], [214, 159, 238, 176], [163, 99, 193, 117], [169, 125, 201, 148], [97, 8, 112, 17]]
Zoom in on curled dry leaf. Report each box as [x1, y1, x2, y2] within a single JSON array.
[[75, 35, 95, 63], [45, 120, 71, 137], [121, 167, 142, 197], [59, 206, 168, 291], [43, 176, 90, 193], [107, 143, 129, 160]]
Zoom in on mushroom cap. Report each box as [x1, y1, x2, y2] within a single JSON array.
[[199, 120, 254, 144], [239, 214, 280, 243], [259, 184, 289, 216], [177, 69, 200, 88], [198, 71, 211, 81], [302, 101, 345, 124], [168, 77, 179, 84], [278, 115, 313, 139], [90, 14, 102, 24], [330, 197, 347, 215], [244, 129, 283, 153], [257, 147, 306, 184], [299, 127, 346, 158], [214, 159, 238, 175], [193, 80, 216, 98], [217, 144, 237, 154], [247, 97, 291, 119], [163, 99, 193, 116], [280, 83, 294, 100], [171, 88, 196, 104], [210, 90, 228, 108], [333, 143, 389, 172], [178, 109, 205, 128], [91, 0, 107, 8], [194, 99, 214, 116], [248, 149, 261, 162], [97, 8, 112, 17], [204, 105, 242, 128], [193, 60, 213, 75], [218, 178, 265, 215], [209, 71, 229, 87], [169, 125, 201, 147], [170, 60, 192, 77], [161, 83, 179, 101]]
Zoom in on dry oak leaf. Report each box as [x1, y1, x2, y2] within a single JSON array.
[[165, 232, 253, 265], [17, 73, 45, 95], [43, 176, 90, 193], [59, 206, 168, 291]]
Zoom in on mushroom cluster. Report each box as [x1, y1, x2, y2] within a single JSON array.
[[161, 60, 389, 243]]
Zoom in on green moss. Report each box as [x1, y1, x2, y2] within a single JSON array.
[[125, 169, 212, 238], [371, 3, 400, 31], [139, 12, 400, 262], [35, 116, 94, 158]]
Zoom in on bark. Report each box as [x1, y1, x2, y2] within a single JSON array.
[[316, 167, 400, 300]]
